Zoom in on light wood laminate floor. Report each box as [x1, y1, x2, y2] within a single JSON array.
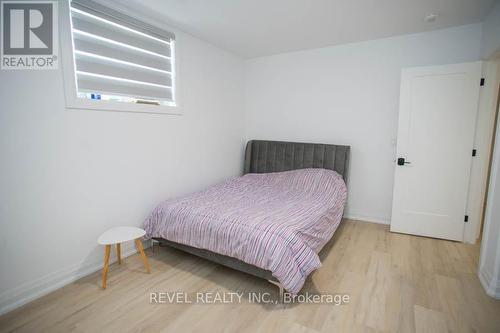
[[1, 220, 499, 332]]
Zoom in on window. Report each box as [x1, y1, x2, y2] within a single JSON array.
[[65, 0, 177, 111]]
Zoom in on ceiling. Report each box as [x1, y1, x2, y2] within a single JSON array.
[[122, 0, 498, 58]]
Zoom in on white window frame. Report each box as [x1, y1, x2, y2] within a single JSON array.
[[60, 0, 181, 114]]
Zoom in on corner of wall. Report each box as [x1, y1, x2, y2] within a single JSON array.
[[480, 1, 500, 60]]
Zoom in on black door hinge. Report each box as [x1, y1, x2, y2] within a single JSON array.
[[472, 149, 477, 157], [464, 215, 469, 222], [480, 78, 485, 86]]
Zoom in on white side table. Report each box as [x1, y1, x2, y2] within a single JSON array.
[[97, 226, 151, 289]]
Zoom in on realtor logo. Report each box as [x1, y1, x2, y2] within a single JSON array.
[[1, 0, 58, 69]]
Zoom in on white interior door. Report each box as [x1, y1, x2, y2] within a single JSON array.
[[390, 62, 482, 241]]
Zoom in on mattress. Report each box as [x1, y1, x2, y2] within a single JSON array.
[[143, 168, 347, 294]]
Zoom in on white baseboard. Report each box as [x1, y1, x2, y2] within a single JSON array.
[[344, 214, 390, 225], [0, 241, 150, 316], [478, 267, 500, 299]]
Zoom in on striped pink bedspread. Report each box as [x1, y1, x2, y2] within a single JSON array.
[[143, 168, 347, 294]]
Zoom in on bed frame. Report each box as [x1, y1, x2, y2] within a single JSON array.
[[154, 140, 350, 296]]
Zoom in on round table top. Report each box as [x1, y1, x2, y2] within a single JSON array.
[[98, 226, 146, 245]]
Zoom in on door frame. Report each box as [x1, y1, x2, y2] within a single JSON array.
[[465, 61, 500, 243], [478, 58, 500, 299]]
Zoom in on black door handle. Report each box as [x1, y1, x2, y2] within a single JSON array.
[[397, 157, 411, 166]]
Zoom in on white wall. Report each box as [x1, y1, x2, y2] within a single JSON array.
[[0, 8, 244, 315], [244, 24, 482, 223], [481, 1, 500, 59]]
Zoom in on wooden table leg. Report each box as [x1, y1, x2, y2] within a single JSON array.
[[102, 245, 111, 289], [135, 239, 151, 273], [116, 243, 121, 264]]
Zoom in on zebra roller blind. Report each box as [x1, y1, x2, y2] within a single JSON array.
[[70, 0, 175, 105]]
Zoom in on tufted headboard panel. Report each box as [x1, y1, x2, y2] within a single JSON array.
[[243, 140, 350, 183]]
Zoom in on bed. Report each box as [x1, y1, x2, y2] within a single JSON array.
[[144, 140, 350, 295]]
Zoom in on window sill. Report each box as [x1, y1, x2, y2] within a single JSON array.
[[65, 97, 182, 115]]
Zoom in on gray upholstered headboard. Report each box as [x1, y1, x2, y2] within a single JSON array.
[[243, 140, 350, 182]]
